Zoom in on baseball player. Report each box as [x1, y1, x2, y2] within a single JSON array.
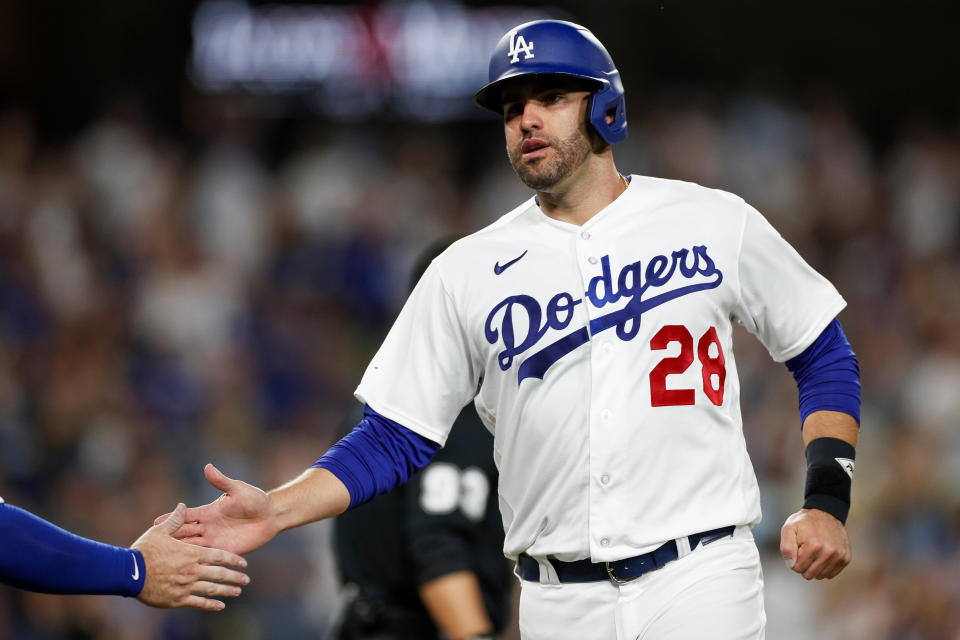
[[165, 20, 861, 640], [334, 238, 513, 640], [0, 498, 248, 610]]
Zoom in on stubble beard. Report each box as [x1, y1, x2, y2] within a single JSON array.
[[509, 128, 592, 191]]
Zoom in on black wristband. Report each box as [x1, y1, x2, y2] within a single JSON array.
[[802, 437, 855, 524]]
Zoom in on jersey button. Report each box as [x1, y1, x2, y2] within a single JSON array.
[[600, 537, 610, 547], [602, 342, 613, 354], [580, 230, 591, 240], [601, 409, 612, 421], [600, 474, 610, 485], [588, 256, 599, 265]]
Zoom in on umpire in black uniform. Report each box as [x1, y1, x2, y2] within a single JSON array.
[[334, 238, 513, 640]]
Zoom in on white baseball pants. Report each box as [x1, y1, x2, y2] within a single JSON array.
[[517, 526, 765, 640]]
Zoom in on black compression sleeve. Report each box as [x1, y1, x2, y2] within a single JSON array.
[[803, 437, 856, 524]]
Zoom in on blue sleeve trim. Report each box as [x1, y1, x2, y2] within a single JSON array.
[[0, 502, 145, 596], [785, 319, 861, 426], [312, 405, 441, 509]]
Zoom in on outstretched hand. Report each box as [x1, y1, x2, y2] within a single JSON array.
[[132, 503, 249, 611], [780, 508, 851, 580], [156, 464, 280, 556]]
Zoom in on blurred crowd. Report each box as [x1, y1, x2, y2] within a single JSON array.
[[0, 87, 958, 639]]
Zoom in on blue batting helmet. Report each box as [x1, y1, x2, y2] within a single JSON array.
[[474, 20, 627, 145]]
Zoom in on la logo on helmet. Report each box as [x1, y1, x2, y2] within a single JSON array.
[[507, 31, 534, 64]]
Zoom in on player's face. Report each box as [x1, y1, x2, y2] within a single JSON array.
[[501, 77, 594, 191]]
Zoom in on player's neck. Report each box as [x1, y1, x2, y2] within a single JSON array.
[[536, 157, 626, 226]]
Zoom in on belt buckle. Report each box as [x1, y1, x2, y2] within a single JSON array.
[[604, 561, 641, 585]]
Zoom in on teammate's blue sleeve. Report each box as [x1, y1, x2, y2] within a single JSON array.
[[312, 406, 441, 509], [785, 318, 861, 426], [0, 500, 145, 596]]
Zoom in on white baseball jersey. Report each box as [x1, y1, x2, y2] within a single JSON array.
[[356, 175, 845, 563]]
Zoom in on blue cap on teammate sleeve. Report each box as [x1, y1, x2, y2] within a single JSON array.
[[474, 20, 627, 145]]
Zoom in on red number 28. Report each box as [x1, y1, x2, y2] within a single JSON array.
[[649, 325, 726, 407]]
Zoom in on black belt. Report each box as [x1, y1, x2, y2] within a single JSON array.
[[516, 526, 735, 585]]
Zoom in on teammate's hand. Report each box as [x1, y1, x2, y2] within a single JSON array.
[[133, 503, 249, 611], [155, 464, 280, 555], [779, 508, 851, 580]]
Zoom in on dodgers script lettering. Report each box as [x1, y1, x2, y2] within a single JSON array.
[[484, 246, 723, 383]]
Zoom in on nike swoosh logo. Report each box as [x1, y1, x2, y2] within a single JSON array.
[[494, 250, 528, 275], [131, 553, 140, 581]]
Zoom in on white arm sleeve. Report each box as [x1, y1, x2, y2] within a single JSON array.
[[355, 261, 480, 446], [733, 204, 847, 362]]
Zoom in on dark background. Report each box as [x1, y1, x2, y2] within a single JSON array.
[[4, 1, 959, 143]]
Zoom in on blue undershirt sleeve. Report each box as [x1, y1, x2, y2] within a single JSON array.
[[312, 406, 441, 509], [785, 318, 861, 426], [0, 500, 145, 596]]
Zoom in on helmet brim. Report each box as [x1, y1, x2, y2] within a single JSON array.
[[474, 71, 605, 113]]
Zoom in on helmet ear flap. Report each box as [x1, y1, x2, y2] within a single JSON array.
[[587, 85, 628, 145]]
